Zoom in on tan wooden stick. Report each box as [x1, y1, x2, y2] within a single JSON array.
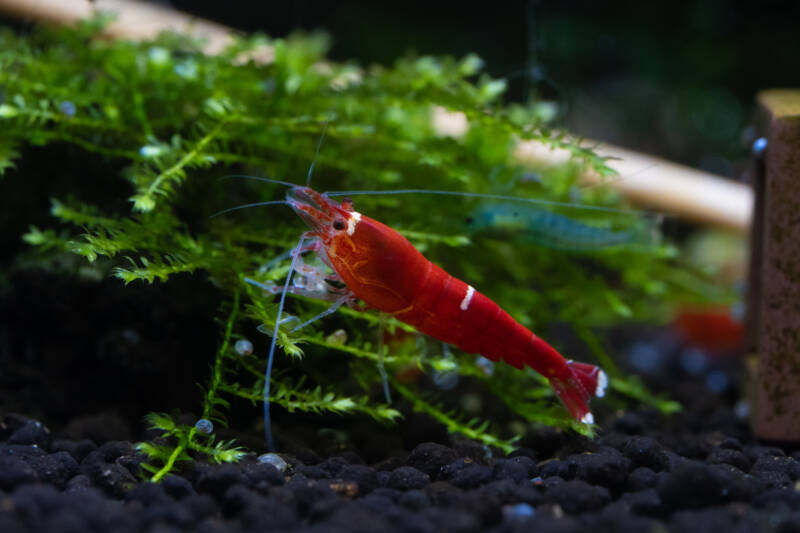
[[0, 0, 270, 59], [516, 140, 753, 232], [0, 0, 753, 232]]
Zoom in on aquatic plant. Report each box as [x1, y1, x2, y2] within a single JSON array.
[[1, 18, 725, 479]]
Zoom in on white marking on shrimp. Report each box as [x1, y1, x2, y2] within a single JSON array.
[[581, 412, 594, 424], [460, 285, 475, 311], [347, 211, 362, 236], [596, 370, 608, 398]]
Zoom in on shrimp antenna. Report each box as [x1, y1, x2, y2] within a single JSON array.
[[326, 189, 658, 217], [306, 121, 329, 187], [262, 236, 305, 451], [220, 175, 299, 188], [209, 200, 288, 219]]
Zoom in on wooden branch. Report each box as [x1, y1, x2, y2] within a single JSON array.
[[0, 0, 753, 232], [0, 0, 272, 60], [516, 140, 752, 233]]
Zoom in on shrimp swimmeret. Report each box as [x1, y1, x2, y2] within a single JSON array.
[[245, 185, 608, 449]]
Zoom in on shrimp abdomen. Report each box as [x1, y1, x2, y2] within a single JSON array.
[[329, 210, 605, 422]]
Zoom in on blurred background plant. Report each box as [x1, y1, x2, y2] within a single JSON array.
[[165, 0, 800, 175]]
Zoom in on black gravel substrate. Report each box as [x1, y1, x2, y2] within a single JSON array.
[[2, 402, 800, 533]]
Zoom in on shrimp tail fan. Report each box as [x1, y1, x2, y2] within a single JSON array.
[[549, 360, 608, 424]]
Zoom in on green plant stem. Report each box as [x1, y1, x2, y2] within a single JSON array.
[[150, 435, 188, 483], [143, 117, 230, 203], [202, 289, 240, 420]]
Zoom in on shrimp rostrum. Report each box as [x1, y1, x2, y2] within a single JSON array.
[[267, 186, 607, 424]]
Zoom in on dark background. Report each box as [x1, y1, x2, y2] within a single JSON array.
[[170, 0, 800, 178]]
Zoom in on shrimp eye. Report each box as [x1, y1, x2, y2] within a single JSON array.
[[333, 219, 347, 231]]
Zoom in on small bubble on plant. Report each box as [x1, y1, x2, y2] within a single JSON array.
[[195, 418, 214, 434], [59, 101, 76, 117], [475, 356, 495, 376], [235, 339, 253, 356], [139, 144, 167, 158]]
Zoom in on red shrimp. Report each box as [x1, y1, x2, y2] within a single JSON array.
[[281, 186, 607, 424]]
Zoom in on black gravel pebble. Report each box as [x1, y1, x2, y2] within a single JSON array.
[[80, 443, 139, 498], [242, 461, 285, 491], [397, 488, 430, 510], [406, 442, 457, 478], [456, 487, 503, 525], [338, 464, 379, 495], [658, 460, 760, 508], [492, 456, 536, 483], [566, 447, 631, 493], [544, 479, 611, 514], [745, 445, 786, 462], [751, 456, 800, 482], [0, 414, 30, 439], [627, 466, 658, 491], [618, 487, 666, 516], [753, 488, 800, 510], [196, 464, 246, 499], [318, 455, 350, 477], [161, 475, 196, 500], [708, 447, 751, 471], [674, 435, 713, 459], [0, 456, 38, 491], [539, 458, 573, 479], [8, 418, 51, 449], [65, 473, 92, 492], [621, 436, 670, 472], [0, 444, 46, 461], [50, 439, 97, 463], [31, 451, 81, 489], [452, 440, 490, 464], [388, 466, 430, 490], [448, 463, 493, 489], [425, 480, 462, 506]]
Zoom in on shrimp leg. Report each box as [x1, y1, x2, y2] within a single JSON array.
[[377, 313, 392, 403], [249, 238, 347, 302], [290, 295, 349, 332]]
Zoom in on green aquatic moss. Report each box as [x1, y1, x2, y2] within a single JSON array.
[[2, 18, 726, 478]]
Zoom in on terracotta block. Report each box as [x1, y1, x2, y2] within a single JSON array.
[[752, 89, 800, 441]]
